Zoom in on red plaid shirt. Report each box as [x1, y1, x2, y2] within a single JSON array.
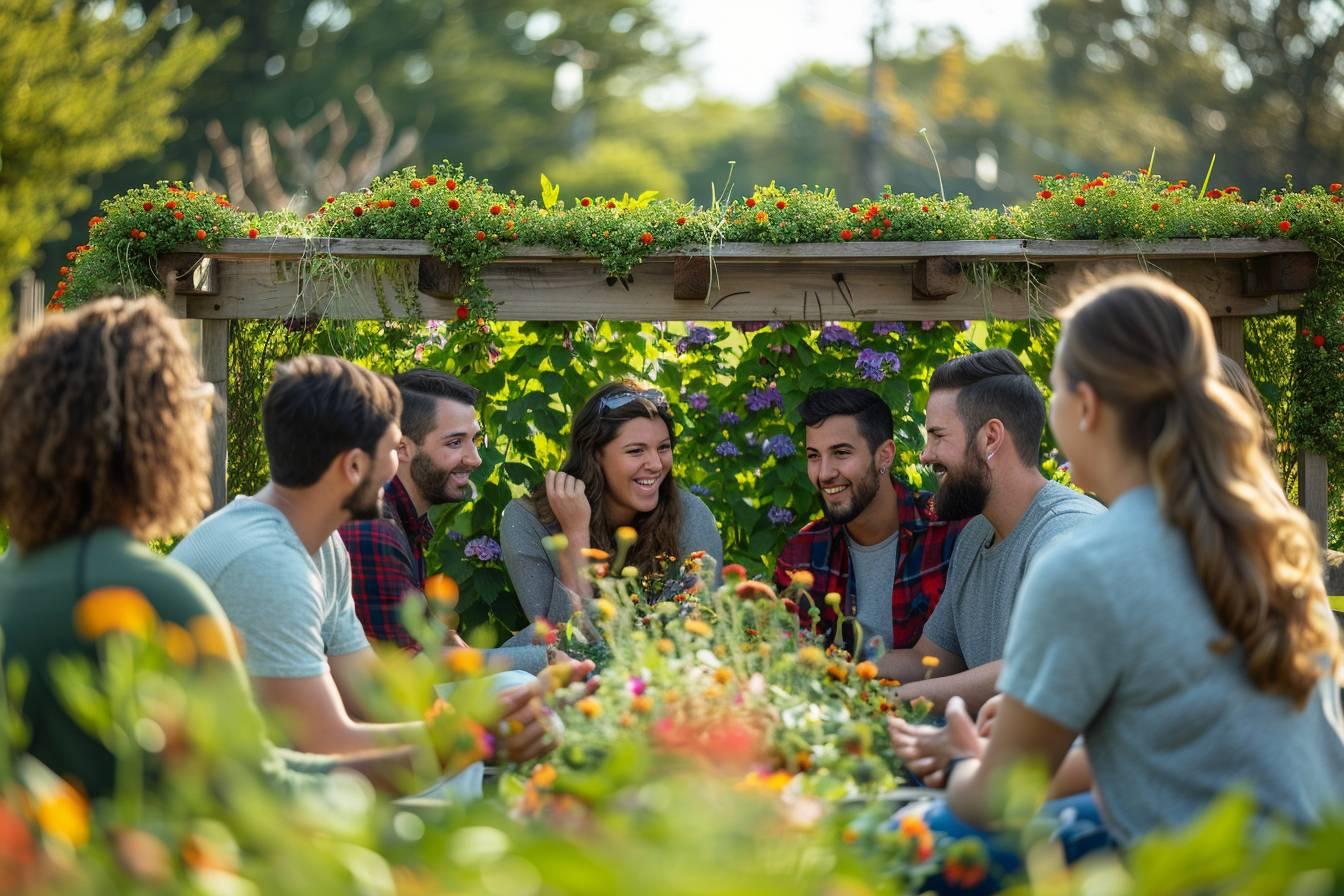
[[338, 477, 433, 652], [773, 478, 965, 653]]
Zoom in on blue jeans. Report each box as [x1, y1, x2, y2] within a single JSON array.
[[891, 793, 1115, 895]]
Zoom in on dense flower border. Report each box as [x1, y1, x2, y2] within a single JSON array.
[[54, 164, 1344, 461]]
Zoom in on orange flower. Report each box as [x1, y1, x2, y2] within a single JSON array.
[[722, 563, 747, 580], [855, 661, 878, 680], [714, 666, 733, 685], [576, 697, 602, 718], [825, 663, 849, 682], [735, 580, 777, 601], [580, 547, 610, 561], [921, 655, 941, 669], [798, 646, 825, 667], [159, 623, 197, 666], [683, 619, 711, 637], [74, 587, 156, 641], [189, 615, 238, 660], [530, 763, 557, 787], [31, 781, 89, 848], [424, 573, 459, 606], [631, 694, 654, 714], [789, 570, 815, 588], [656, 638, 675, 654], [445, 649, 484, 677]]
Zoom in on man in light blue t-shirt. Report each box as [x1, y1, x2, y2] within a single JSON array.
[[174, 355, 579, 776], [877, 350, 1102, 716]]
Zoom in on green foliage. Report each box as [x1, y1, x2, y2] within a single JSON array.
[[0, 0, 235, 286]]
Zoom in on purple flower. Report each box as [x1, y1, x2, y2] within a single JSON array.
[[688, 484, 711, 497], [446, 529, 465, 542], [767, 506, 796, 525], [426, 320, 442, 333], [735, 321, 768, 333], [761, 434, 796, 458], [687, 392, 709, 410], [856, 349, 902, 383], [719, 410, 741, 425], [873, 321, 906, 337], [745, 385, 783, 412], [921, 320, 937, 331], [819, 324, 859, 348], [715, 440, 741, 457], [464, 536, 502, 562], [675, 323, 716, 355], [628, 676, 647, 696]]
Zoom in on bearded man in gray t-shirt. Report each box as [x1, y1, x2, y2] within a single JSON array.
[[876, 350, 1102, 715]]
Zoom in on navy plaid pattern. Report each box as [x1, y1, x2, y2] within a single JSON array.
[[339, 477, 432, 652]]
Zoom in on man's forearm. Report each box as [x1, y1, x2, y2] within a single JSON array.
[[895, 660, 1003, 717], [876, 648, 936, 684]]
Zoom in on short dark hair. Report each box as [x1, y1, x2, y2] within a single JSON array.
[[928, 349, 1045, 465], [263, 355, 402, 487], [394, 368, 480, 445], [798, 388, 894, 452]]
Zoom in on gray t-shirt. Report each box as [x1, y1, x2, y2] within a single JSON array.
[[1001, 486, 1344, 846], [923, 481, 1102, 667], [171, 497, 370, 678], [846, 529, 901, 649], [500, 486, 724, 639]]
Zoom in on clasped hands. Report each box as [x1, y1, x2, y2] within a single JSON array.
[[887, 693, 997, 788]]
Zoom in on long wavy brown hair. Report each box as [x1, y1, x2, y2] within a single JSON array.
[[0, 296, 212, 551], [1058, 275, 1340, 706], [530, 379, 684, 574]]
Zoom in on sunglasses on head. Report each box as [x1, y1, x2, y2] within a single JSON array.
[[598, 388, 667, 413]]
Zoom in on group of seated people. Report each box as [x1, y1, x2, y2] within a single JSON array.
[[0, 272, 1341, 891]]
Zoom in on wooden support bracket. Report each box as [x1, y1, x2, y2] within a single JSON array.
[[156, 253, 216, 298], [1241, 253, 1317, 298], [417, 257, 462, 299], [913, 257, 961, 299], [672, 256, 711, 301]]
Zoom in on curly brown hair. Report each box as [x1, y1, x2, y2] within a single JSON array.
[[0, 296, 212, 551]]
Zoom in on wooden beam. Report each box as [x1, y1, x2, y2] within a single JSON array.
[[417, 257, 461, 299], [17, 270, 43, 335], [1242, 253, 1317, 298], [1213, 318, 1245, 365], [1299, 451, 1329, 548], [913, 257, 961, 299], [672, 256, 711, 301], [200, 320, 229, 511]]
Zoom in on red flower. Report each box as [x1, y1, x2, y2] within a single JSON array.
[[196, 229, 207, 240], [882, 218, 891, 226], [676, 216, 686, 225], [1314, 335, 1326, 347], [445, 179, 457, 190], [1151, 203, 1161, 211], [448, 198, 460, 210], [456, 305, 470, 320], [143, 201, 153, 211], [840, 229, 853, 241], [606, 200, 616, 209], [921, 205, 930, 212], [248, 228, 258, 239], [870, 227, 881, 239], [410, 196, 421, 207], [88, 216, 103, 227], [410, 179, 422, 190], [640, 232, 654, 245], [1207, 189, 1223, 199], [489, 204, 502, 215], [745, 197, 756, 207], [1280, 220, 1292, 232], [850, 205, 859, 214], [165, 200, 176, 210], [1039, 190, 1052, 199], [353, 206, 364, 217], [475, 230, 487, 241], [1075, 196, 1086, 207], [580, 198, 591, 207], [1331, 183, 1342, 193], [174, 211, 184, 220], [425, 176, 438, 186], [1033, 174, 1045, 182], [1302, 328, 1312, 336], [1054, 174, 1065, 180], [59, 266, 69, 275], [1274, 195, 1283, 203], [776, 200, 787, 209], [1334, 196, 1342, 204]]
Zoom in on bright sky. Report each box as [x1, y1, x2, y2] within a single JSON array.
[[650, 0, 1042, 106]]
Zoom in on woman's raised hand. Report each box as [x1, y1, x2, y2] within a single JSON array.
[[545, 471, 591, 538]]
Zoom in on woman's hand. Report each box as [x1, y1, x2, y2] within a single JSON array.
[[888, 695, 986, 788], [545, 471, 591, 538]]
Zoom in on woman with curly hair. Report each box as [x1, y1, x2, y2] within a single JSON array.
[[904, 274, 1344, 892], [501, 380, 723, 632], [0, 297, 412, 798]]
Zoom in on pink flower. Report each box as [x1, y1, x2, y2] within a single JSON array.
[[628, 676, 647, 697]]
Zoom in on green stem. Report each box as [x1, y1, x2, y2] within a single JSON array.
[[919, 128, 946, 203]]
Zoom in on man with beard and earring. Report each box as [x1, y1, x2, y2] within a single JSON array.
[[339, 369, 555, 672], [876, 349, 1102, 716], [774, 388, 966, 656], [173, 356, 581, 773]]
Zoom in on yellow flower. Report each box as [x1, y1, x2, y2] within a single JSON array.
[[615, 526, 638, 546], [825, 663, 849, 682], [683, 619, 711, 637], [74, 587, 156, 641], [446, 649, 484, 677], [824, 592, 842, 609], [790, 570, 815, 588], [542, 533, 569, 553], [798, 646, 825, 667], [714, 667, 733, 685], [576, 697, 602, 718], [32, 782, 89, 848], [703, 684, 723, 700], [595, 598, 617, 621], [855, 661, 878, 681], [159, 623, 196, 666], [757, 643, 772, 658], [631, 694, 654, 714], [921, 656, 941, 669], [424, 574, 459, 606], [656, 638, 675, 655], [189, 615, 238, 660], [621, 565, 639, 579]]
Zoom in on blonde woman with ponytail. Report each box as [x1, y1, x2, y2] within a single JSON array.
[[910, 274, 1344, 887]]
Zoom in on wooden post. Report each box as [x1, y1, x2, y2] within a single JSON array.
[[1213, 317, 1245, 366], [200, 320, 229, 511], [17, 271, 43, 335], [1299, 451, 1329, 548]]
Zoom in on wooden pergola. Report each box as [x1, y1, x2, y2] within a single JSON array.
[[21, 236, 1326, 536]]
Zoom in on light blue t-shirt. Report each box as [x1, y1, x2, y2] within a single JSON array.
[[171, 497, 369, 678], [1001, 486, 1344, 846]]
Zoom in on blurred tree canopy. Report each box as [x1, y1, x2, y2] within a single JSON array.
[[10, 0, 1344, 297], [0, 0, 235, 289]]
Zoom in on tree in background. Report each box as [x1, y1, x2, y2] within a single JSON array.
[[0, 0, 234, 291]]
